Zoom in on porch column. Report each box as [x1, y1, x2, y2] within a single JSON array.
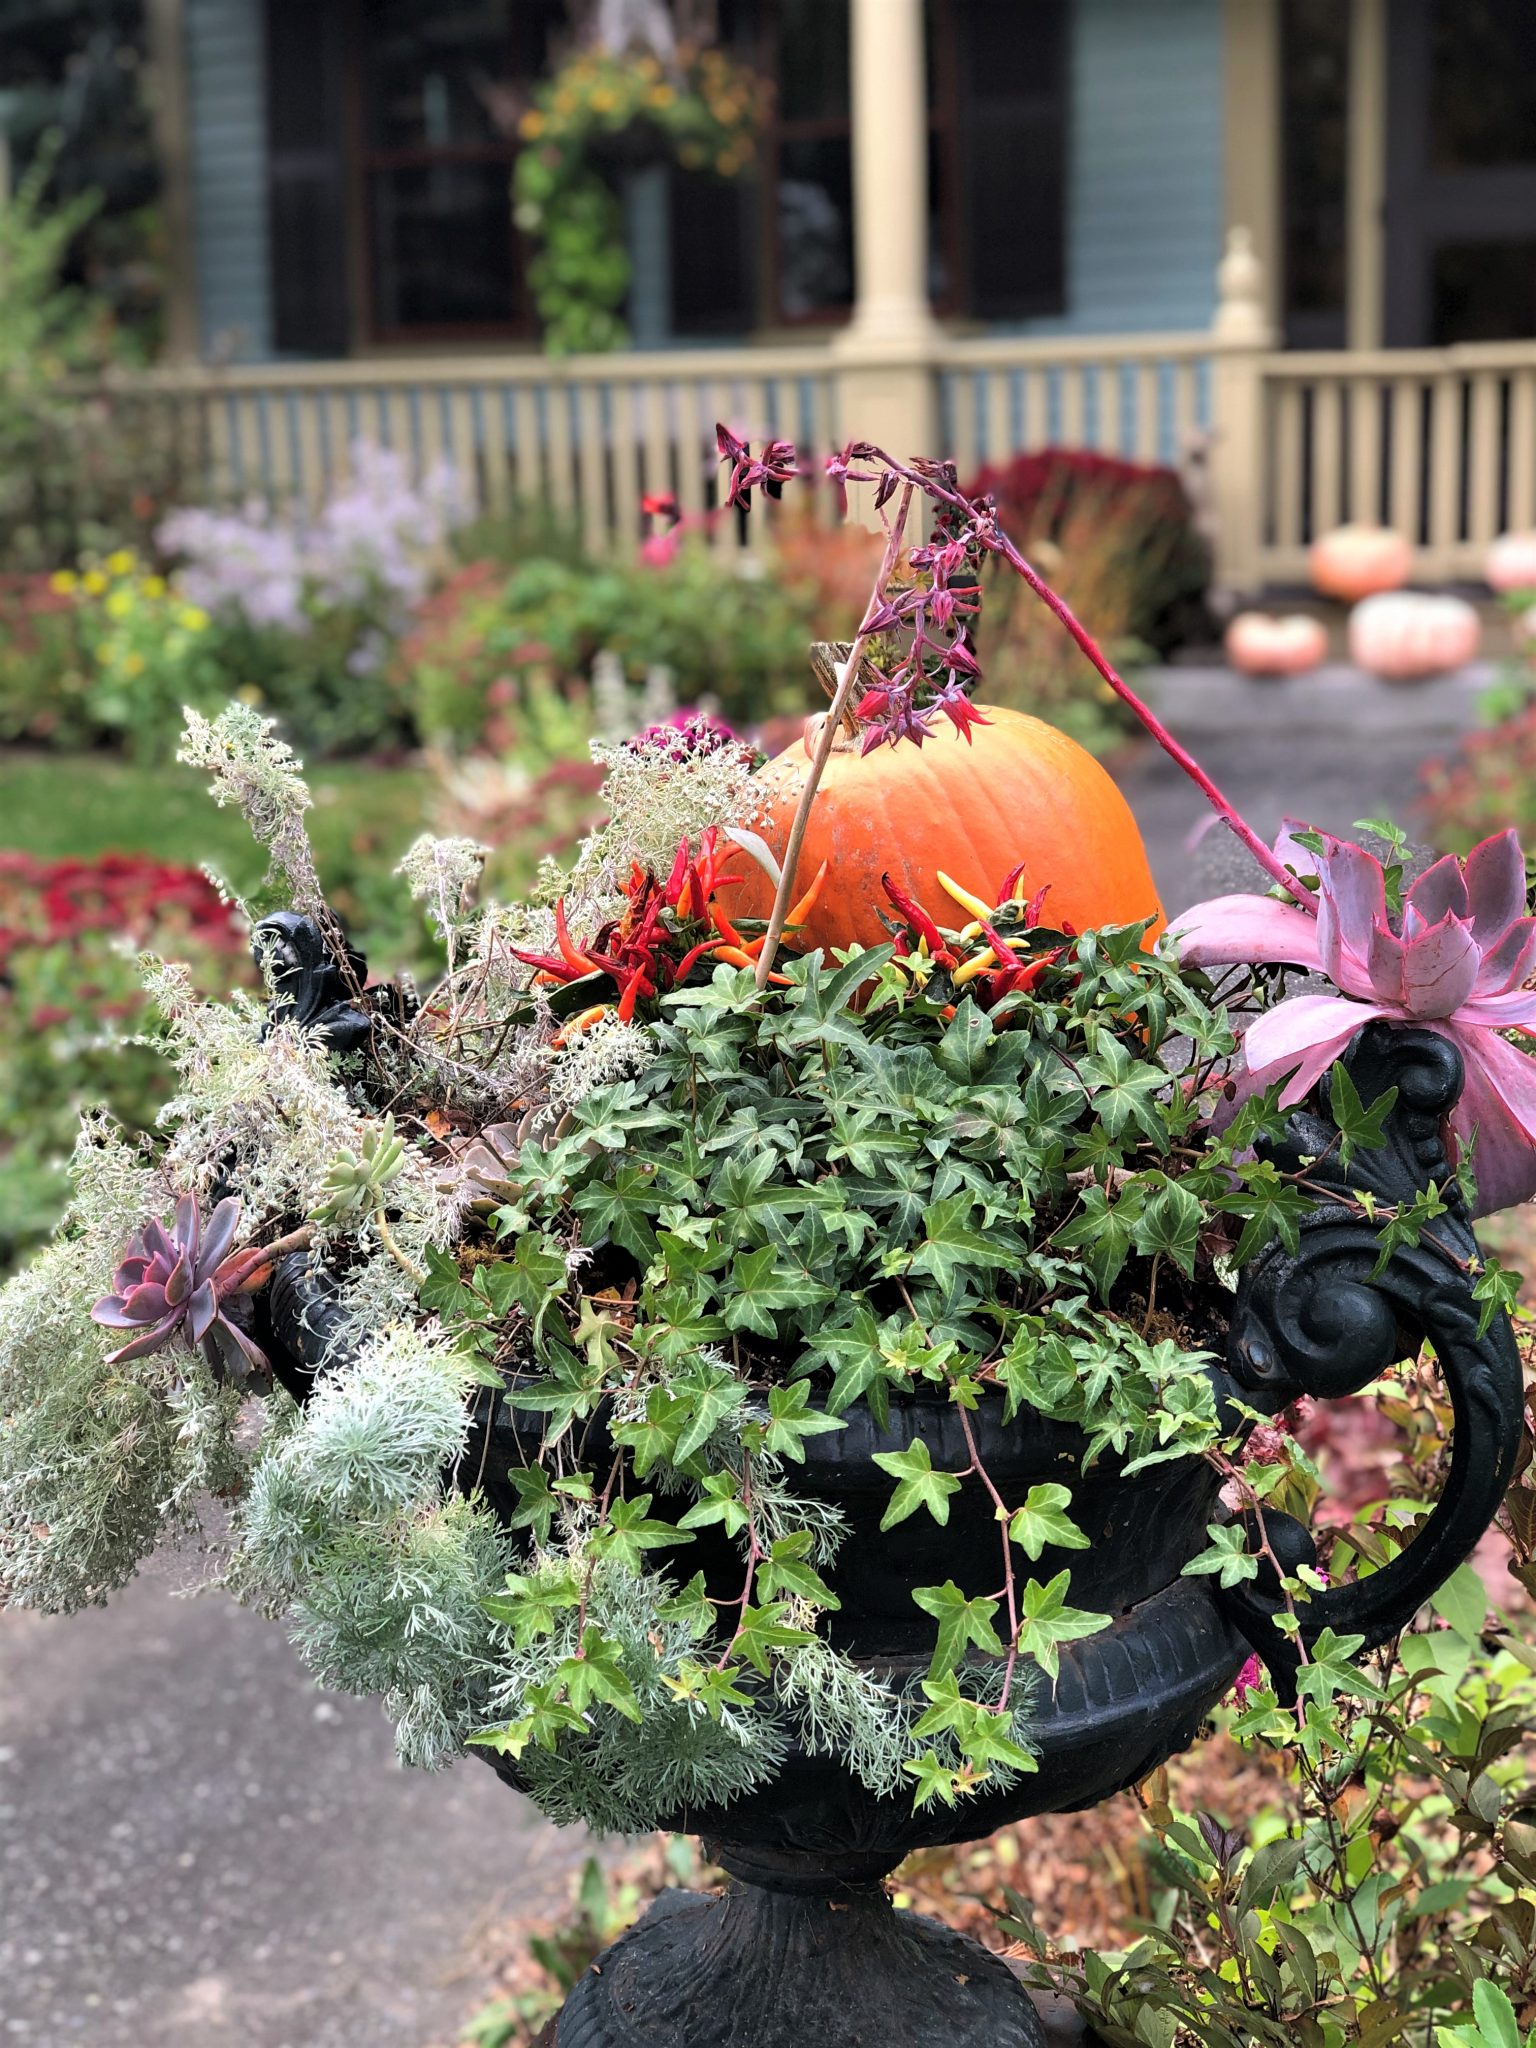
[[145, 0, 201, 362], [1346, 0, 1387, 349], [1221, 0, 1281, 334], [832, 0, 940, 480]]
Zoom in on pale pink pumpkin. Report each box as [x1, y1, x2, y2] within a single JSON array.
[[1348, 591, 1481, 680], [1224, 612, 1328, 677], [1486, 531, 1536, 595], [1309, 524, 1413, 602]]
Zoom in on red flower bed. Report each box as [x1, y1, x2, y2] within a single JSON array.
[[0, 851, 246, 978]]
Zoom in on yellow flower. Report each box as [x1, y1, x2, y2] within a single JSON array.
[[122, 652, 145, 679], [520, 111, 545, 140], [236, 684, 265, 706], [141, 575, 167, 598], [178, 605, 210, 632], [82, 570, 108, 595], [648, 83, 677, 108], [48, 569, 78, 595], [106, 549, 137, 577], [590, 88, 616, 113], [105, 589, 133, 619]]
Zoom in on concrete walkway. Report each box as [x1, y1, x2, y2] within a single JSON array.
[[0, 661, 1490, 2047]]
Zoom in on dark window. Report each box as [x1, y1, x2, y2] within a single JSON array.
[[1280, 0, 1349, 349], [266, 0, 352, 355], [350, 0, 564, 342], [950, 0, 1067, 321], [1429, 0, 1536, 170], [1431, 241, 1536, 345], [681, 0, 1066, 332]]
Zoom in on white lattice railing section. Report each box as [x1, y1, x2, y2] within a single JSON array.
[[938, 334, 1213, 477], [1260, 343, 1536, 583], [102, 348, 841, 559]]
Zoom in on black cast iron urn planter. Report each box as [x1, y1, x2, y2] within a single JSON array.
[[259, 922, 1525, 2048]]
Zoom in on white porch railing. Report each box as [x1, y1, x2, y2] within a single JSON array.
[[89, 235, 1536, 593], [1260, 344, 1536, 583], [104, 347, 841, 560]]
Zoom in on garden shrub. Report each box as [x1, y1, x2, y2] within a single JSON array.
[[0, 146, 187, 569], [408, 541, 822, 747], [964, 449, 1211, 749], [0, 572, 97, 747], [0, 853, 249, 1273]]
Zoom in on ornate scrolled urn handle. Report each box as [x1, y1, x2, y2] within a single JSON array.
[[1219, 1024, 1525, 1701]]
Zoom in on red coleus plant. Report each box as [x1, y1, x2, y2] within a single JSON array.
[[0, 851, 244, 979], [511, 825, 829, 1035]]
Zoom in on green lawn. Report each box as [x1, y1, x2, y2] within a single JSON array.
[[1, 748, 436, 961]]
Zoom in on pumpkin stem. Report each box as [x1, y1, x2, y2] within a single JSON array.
[[809, 640, 862, 739], [754, 484, 917, 987]]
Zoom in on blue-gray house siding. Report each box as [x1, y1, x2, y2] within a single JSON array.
[[187, 0, 272, 360], [182, 0, 1227, 361]]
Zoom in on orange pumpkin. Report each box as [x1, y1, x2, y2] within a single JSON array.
[[731, 705, 1164, 958]]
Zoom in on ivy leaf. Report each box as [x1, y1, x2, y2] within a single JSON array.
[[481, 1569, 581, 1648], [757, 1531, 840, 1610], [593, 1494, 690, 1573], [904, 1749, 962, 1809], [674, 1479, 754, 1565], [912, 1579, 1005, 1678], [656, 1571, 715, 1638], [760, 1381, 844, 1462], [723, 1244, 806, 1339], [419, 1244, 475, 1318], [1181, 1522, 1260, 1589], [504, 1467, 559, 1545], [732, 1600, 818, 1676], [572, 1160, 661, 1264], [907, 1193, 1019, 1293], [1131, 1179, 1204, 1277], [871, 1439, 964, 1531], [1078, 1036, 1167, 1144], [1293, 1627, 1378, 1708], [1016, 1570, 1110, 1682], [1329, 1062, 1398, 1168], [558, 1628, 643, 1722], [668, 1358, 749, 1464], [1007, 1482, 1091, 1562], [1054, 1182, 1142, 1300]]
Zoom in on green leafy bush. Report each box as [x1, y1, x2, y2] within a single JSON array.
[[408, 545, 819, 746]]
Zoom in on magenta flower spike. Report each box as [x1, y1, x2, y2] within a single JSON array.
[[1171, 826, 1536, 1217], [92, 1192, 273, 1385]]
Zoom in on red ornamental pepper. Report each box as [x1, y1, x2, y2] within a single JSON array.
[[880, 874, 957, 966]]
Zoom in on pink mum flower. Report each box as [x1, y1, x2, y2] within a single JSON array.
[[1171, 825, 1536, 1217]]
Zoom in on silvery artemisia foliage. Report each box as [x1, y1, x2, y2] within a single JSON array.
[[0, 703, 778, 1808]]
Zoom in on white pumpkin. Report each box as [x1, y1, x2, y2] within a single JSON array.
[[1224, 612, 1328, 677], [1486, 531, 1536, 595], [1310, 524, 1413, 602], [1348, 592, 1482, 680]]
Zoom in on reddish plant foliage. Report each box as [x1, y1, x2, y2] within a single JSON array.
[[0, 852, 245, 978]]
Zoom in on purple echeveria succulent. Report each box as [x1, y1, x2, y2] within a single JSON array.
[[92, 1193, 272, 1385], [1171, 825, 1536, 1217]]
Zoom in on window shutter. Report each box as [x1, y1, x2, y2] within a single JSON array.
[[265, 0, 351, 356], [956, 0, 1067, 320]]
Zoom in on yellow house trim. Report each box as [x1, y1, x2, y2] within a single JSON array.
[[1222, 0, 1282, 333], [1347, 0, 1387, 349], [145, 0, 201, 364]]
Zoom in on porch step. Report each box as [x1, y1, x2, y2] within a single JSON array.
[[1143, 661, 1499, 739]]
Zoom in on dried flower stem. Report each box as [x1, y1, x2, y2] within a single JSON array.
[[754, 482, 915, 987], [373, 1207, 426, 1286]]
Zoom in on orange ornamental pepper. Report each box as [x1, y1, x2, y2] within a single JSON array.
[[784, 858, 829, 932], [551, 1002, 610, 1049], [554, 899, 601, 977]]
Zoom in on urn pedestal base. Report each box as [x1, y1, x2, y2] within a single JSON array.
[[553, 1878, 1045, 2048]]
